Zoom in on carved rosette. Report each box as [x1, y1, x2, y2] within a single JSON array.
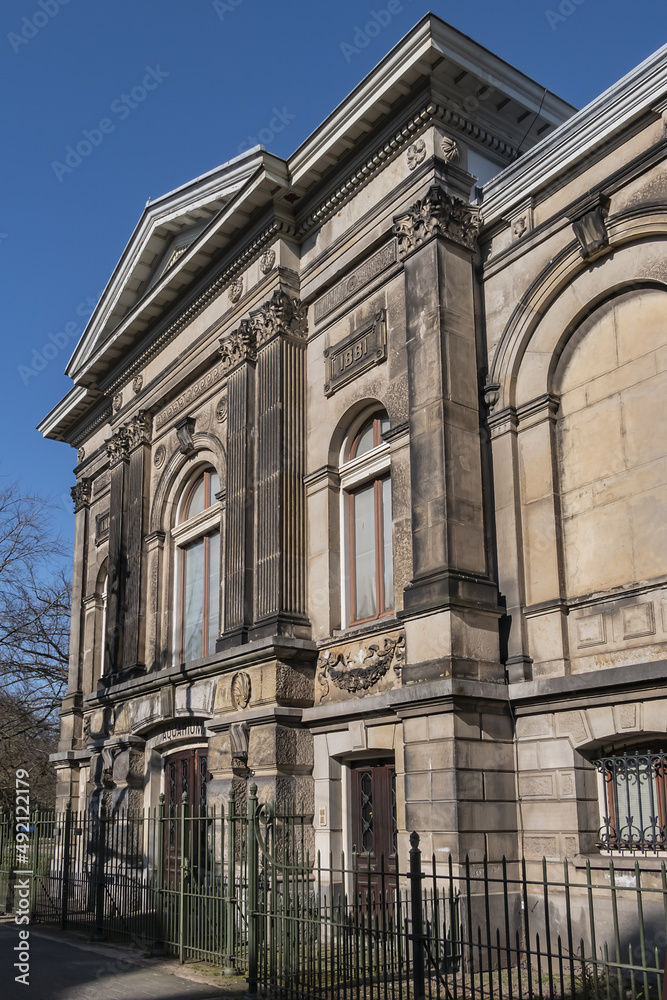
[[440, 136, 460, 163], [77, 447, 85, 464], [218, 319, 257, 374], [228, 278, 243, 303], [71, 479, 92, 512], [252, 288, 307, 348], [112, 392, 123, 413], [106, 427, 131, 466], [230, 671, 252, 710], [406, 138, 427, 170], [317, 633, 405, 696], [132, 374, 143, 394], [153, 444, 166, 469], [215, 395, 228, 423], [392, 184, 480, 257], [259, 248, 276, 274]]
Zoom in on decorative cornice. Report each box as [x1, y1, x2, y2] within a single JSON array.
[[218, 319, 257, 374], [252, 289, 307, 348], [105, 220, 296, 398], [296, 100, 516, 238], [70, 479, 92, 512], [392, 184, 480, 257]]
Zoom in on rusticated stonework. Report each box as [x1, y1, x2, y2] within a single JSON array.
[[71, 479, 92, 511], [392, 184, 480, 256], [317, 632, 405, 696]]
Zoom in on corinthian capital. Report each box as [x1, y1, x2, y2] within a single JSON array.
[[126, 410, 152, 450], [252, 288, 307, 348], [106, 427, 131, 467], [218, 319, 257, 375], [392, 184, 480, 258], [70, 479, 92, 512]]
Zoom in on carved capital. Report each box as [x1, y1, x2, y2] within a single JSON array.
[[218, 319, 257, 374], [392, 184, 480, 257], [126, 410, 152, 450], [483, 379, 501, 413], [252, 288, 307, 348], [106, 428, 131, 467], [71, 478, 92, 512]]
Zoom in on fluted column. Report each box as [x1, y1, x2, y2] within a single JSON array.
[[121, 412, 151, 674], [252, 290, 309, 638], [105, 429, 130, 677], [218, 321, 257, 648]]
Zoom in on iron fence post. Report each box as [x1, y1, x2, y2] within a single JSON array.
[[409, 830, 426, 1000], [224, 789, 236, 976], [60, 803, 72, 930], [93, 803, 108, 940], [179, 791, 188, 965], [247, 782, 259, 998]]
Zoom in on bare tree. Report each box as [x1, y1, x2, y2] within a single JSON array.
[[0, 483, 71, 810]]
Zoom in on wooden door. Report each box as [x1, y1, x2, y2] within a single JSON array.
[[350, 760, 397, 906], [163, 747, 208, 885]]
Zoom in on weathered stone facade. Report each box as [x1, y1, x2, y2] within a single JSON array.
[[41, 16, 667, 875]]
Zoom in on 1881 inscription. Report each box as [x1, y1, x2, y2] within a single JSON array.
[[324, 310, 386, 396]]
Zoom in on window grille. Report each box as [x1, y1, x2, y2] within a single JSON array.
[[593, 748, 667, 850]]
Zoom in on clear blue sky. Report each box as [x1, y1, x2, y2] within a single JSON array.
[[1, 0, 665, 555]]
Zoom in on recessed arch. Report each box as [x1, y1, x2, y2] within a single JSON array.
[[150, 432, 226, 535], [489, 213, 667, 410], [327, 397, 390, 467]]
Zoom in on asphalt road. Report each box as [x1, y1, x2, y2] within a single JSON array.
[[0, 922, 242, 1000]]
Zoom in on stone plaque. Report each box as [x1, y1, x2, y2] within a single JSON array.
[[155, 360, 227, 430], [324, 310, 386, 396], [314, 241, 397, 323]]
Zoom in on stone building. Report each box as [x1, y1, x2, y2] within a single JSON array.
[[41, 15, 667, 874]]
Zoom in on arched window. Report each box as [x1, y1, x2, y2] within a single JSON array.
[[340, 411, 393, 626], [172, 467, 221, 663]]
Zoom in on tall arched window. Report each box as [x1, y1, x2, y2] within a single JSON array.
[[340, 411, 393, 626], [172, 467, 221, 663]]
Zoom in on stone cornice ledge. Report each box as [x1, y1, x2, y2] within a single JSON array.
[[481, 42, 667, 227], [509, 659, 667, 709], [83, 635, 317, 707], [303, 677, 508, 725]]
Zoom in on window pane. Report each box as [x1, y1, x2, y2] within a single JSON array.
[[209, 471, 220, 501], [354, 420, 375, 458], [183, 539, 204, 661], [353, 483, 376, 620], [380, 416, 390, 438], [185, 477, 206, 520], [361, 771, 374, 853], [382, 477, 393, 611], [207, 531, 220, 655]]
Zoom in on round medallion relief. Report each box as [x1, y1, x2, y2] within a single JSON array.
[[153, 444, 166, 469], [230, 671, 251, 710]]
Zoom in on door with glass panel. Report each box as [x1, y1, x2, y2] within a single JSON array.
[[350, 760, 397, 905], [163, 747, 208, 885]]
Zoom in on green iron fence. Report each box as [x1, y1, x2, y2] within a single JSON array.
[[1, 784, 666, 1000]]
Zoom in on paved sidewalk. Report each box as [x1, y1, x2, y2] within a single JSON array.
[[0, 922, 247, 1000]]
